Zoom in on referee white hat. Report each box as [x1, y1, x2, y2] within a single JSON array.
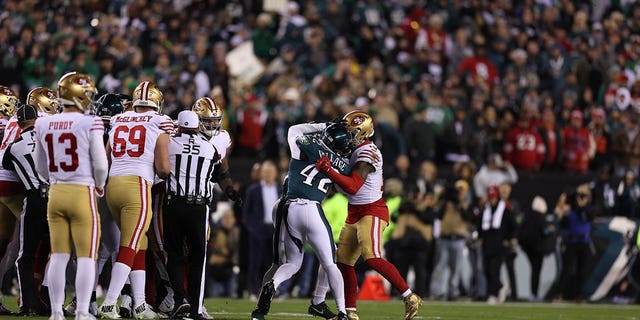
[[178, 110, 199, 129]]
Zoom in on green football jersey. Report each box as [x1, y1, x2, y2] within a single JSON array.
[[286, 134, 351, 202]]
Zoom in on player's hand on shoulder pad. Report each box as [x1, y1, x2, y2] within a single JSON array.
[[315, 155, 332, 173]]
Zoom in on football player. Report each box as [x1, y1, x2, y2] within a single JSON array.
[[34, 72, 108, 320], [315, 111, 423, 320], [0, 85, 22, 315], [4, 87, 59, 316], [99, 81, 172, 319], [65, 93, 129, 317], [251, 122, 354, 320]]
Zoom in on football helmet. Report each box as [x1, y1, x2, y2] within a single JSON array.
[[192, 97, 223, 137], [0, 85, 19, 117], [132, 81, 163, 112], [95, 93, 126, 121], [322, 122, 355, 157], [27, 87, 60, 115], [342, 110, 374, 145], [57, 72, 97, 112]]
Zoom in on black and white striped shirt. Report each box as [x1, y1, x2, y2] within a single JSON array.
[[167, 132, 219, 199], [1, 127, 46, 190]]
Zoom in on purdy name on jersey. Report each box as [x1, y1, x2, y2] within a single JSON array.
[[286, 135, 351, 203]]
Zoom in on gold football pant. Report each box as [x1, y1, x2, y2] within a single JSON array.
[[336, 215, 387, 266], [106, 176, 152, 253], [0, 194, 24, 241], [47, 184, 100, 258]]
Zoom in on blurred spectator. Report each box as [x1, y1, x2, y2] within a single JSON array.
[[236, 94, 268, 157], [499, 182, 521, 301], [556, 184, 595, 302], [590, 164, 616, 217], [473, 153, 518, 201], [442, 107, 473, 164], [478, 186, 517, 304], [610, 111, 640, 177], [538, 107, 564, 169], [562, 110, 595, 174], [518, 196, 552, 302], [208, 207, 240, 298], [588, 108, 611, 171], [414, 161, 444, 200], [404, 103, 436, 164], [392, 193, 433, 298], [242, 160, 280, 298], [457, 35, 499, 88], [615, 170, 640, 219], [430, 183, 473, 300], [503, 113, 545, 171]]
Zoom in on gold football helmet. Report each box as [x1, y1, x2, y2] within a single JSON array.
[[0, 86, 19, 117], [343, 110, 374, 145], [27, 87, 60, 115], [57, 72, 97, 111], [132, 81, 163, 112], [192, 97, 223, 136]]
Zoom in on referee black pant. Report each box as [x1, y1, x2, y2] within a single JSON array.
[[162, 197, 208, 317], [16, 190, 49, 311]]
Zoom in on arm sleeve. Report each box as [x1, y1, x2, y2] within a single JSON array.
[[287, 123, 327, 159], [1, 144, 14, 171], [35, 141, 49, 182], [89, 130, 109, 189]]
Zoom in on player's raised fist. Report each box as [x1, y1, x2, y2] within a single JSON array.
[[316, 155, 332, 173]]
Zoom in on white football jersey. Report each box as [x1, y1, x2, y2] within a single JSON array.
[[108, 111, 174, 183], [210, 130, 232, 160], [0, 113, 50, 182], [34, 112, 104, 185], [347, 141, 384, 205], [0, 118, 7, 138]]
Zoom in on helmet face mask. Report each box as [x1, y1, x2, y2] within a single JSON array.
[[132, 81, 164, 113], [27, 87, 60, 115], [192, 97, 223, 137], [57, 72, 97, 112], [322, 122, 355, 157], [343, 110, 374, 145]]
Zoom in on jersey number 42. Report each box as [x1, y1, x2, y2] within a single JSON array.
[[300, 164, 331, 193]]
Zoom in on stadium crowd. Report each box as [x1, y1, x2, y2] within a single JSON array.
[[2, 0, 640, 310]]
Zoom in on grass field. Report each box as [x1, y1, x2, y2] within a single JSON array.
[[3, 297, 640, 320]]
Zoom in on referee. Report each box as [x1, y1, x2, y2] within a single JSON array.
[[164, 110, 219, 320], [1, 104, 48, 315]]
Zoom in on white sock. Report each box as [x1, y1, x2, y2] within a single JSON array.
[[47, 253, 70, 314], [401, 289, 412, 298], [76, 258, 96, 314], [129, 270, 146, 306], [312, 266, 329, 305], [324, 264, 345, 313], [104, 262, 131, 305]]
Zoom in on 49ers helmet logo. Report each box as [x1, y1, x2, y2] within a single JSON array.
[[351, 116, 365, 126]]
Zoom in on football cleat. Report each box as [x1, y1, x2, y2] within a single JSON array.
[[157, 294, 174, 314], [98, 303, 120, 319], [49, 310, 66, 320], [64, 297, 77, 316], [132, 302, 158, 319], [170, 299, 190, 319], [335, 312, 348, 320], [200, 306, 214, 320], [119, 294, 133, 318], [0, 301, 14, 315], [308, 301, 337, 319], [250, 309, 265, 320], [346, 310, 359, 320], [403, 293, 423, 320]]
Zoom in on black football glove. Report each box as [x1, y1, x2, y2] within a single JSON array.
[[225, 186, 243, 207]]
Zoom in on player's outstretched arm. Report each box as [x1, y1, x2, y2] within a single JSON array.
[[287, 122, 326, 159], [316, 156, 373, 195], [154, 133, 170, 178]]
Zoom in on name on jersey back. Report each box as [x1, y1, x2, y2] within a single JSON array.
[[318, 150, 347, 172], [113, 115, 153, 123], [48, 121, 74, 130]]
